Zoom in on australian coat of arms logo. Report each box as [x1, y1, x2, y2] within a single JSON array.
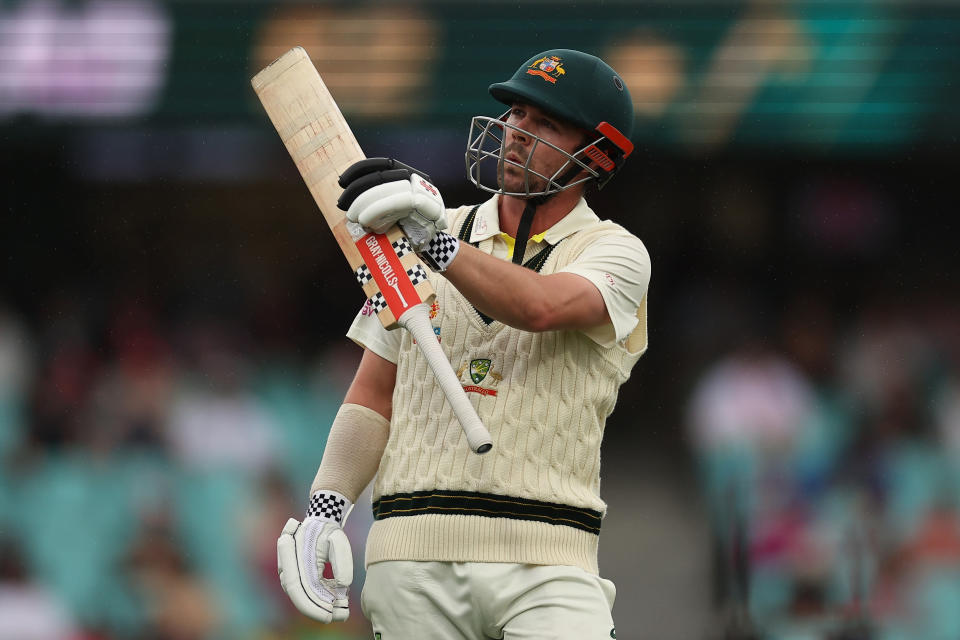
[[527, 55, 566, 84], [457, 358, 502, 396], [469, 358, 491, 384]]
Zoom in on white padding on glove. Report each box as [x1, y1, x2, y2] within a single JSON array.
[[346, 174, 447, 250], [277, 494, 354, 623]]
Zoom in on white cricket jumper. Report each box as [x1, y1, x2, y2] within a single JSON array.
[[356, 198, 650, 574]]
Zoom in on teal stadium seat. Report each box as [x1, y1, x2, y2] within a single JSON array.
[[10, 451, 147, 629], [173, 467, 267, 635]]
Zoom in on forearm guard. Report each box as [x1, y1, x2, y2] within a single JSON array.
[[310, 403, 390, 503]]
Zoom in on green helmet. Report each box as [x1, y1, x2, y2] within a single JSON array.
[[466, 48, 635, 197], [489, 48, 635, 144]]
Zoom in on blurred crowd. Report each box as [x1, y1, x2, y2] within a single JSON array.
[[1, 156, 956, 640], [688, 293, 960, 639], [0, 295, 373, 640], [2, 285, 957, 640]]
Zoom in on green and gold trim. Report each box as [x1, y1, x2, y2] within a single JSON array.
[[372, 490, 602, 535]]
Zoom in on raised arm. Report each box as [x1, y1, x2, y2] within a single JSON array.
[[442, 242, 609, 332], [336, 159, 611, 333]]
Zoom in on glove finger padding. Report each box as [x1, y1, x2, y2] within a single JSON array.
[[277, 518, 335, 622], [337, 157, 431, 211], [338, 157, 429, 188], [337, 168, 413, 212], [277, 517, 353, 623], [325, 527, 354, 588], [324, 527, 353, 622], [348, 180, 418, 233], [347, 175, 445, 235]]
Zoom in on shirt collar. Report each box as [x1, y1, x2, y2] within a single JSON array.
[[466, 195, 502, 243], [468, 195, 600, 245]]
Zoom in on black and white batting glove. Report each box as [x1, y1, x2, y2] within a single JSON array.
[[277, 490, 354, 623], [337, 157, 447, 252], [418, 231, 461, 272]]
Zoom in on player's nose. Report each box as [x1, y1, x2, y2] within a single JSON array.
[[509, 122, 530, 145]]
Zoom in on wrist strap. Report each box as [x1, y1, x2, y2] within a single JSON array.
[[419, 231, 460, 272], [307, 489, 352, 526]]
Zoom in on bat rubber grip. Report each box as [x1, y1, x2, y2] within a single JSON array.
[[398, 304, 493, 455]]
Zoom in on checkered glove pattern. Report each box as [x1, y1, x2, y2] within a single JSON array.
[[418, 231, 460, 273], [277, 489, 354, 623], [307, 490, 349, 525]]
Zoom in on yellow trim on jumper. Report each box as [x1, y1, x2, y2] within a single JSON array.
[[500, 231, 548, 260]]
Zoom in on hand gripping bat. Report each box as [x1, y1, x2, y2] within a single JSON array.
[[252, 47, 492, 455]]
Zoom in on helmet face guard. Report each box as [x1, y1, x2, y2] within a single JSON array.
[[467, 49, 636, 198], [465, 110, 630, 198]]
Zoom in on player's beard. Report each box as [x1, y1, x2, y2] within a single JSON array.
[[497, 143, 547, 196]]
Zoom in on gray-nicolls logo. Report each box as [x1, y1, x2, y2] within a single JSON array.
[[364, 235, 408, 307]]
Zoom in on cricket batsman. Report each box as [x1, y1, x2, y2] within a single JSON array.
[[277, 48, 651, 639]]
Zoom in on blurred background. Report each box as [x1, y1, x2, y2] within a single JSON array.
[[1, 0, 958, 638]]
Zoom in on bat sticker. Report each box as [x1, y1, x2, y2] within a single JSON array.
[[355, 233, 418, 313]]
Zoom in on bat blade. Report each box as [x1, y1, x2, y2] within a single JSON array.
[[252, 47, 492, 454], [252, 46, 428, 326], [250, 47, 360, 217]]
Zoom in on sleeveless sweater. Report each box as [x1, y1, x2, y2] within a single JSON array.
[[365, 204, 647, 574]]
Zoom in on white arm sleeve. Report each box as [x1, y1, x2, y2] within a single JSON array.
[[311, 403, 390, 503]]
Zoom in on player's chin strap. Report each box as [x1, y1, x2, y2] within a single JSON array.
[[511, 196, 544, 265], [511, 160, 586, 264], [423, 151, 592, 271]]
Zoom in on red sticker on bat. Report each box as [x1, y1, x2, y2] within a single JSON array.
[[355, 233, 420, 315]]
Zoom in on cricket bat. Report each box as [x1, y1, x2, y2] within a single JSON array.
[[252, 47, 492, 455]]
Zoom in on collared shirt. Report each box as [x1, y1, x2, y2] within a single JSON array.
[[348, 195, 650, 363], [465, 194, 602, 261]]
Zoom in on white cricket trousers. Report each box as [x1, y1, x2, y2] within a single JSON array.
[[361, 561, 618, 639]]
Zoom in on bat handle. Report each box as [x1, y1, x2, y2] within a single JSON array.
[[398, 303, 493, 455]]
